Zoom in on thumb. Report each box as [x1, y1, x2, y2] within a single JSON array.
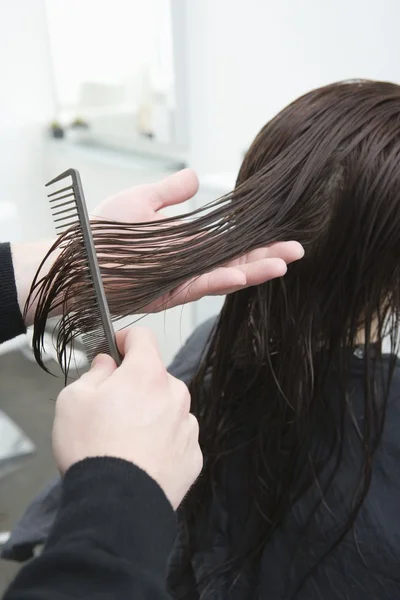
[[80, 354, 117, 386]]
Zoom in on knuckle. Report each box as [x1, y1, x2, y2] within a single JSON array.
[[173, 379, 191, 415], [151, 360, 169, 383], [56, 389, 67, 408], [191, 445, 203, 477], [58, 383, 75, 401], [56, 388, 73, 414], [128, 328, 162, 368], [187, 413, 200, 438], [131, 326, 157, 346], [185, 415, 203, 477], [57, 381, 91, 406]]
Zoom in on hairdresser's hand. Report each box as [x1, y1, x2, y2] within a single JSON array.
[[16, 170, 304, 327], [53, 327, 202, 510], [92, 169, 304, 311]]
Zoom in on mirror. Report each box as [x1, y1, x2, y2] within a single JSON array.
[[45, 0, 185, 162]]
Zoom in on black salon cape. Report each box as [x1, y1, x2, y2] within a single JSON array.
[[0, 242, 176, 599]]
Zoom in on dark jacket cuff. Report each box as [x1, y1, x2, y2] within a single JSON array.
[[46, 457, 176, 575], [0, 242, 26, 343]]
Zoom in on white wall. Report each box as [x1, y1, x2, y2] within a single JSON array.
[[182, 0, 400, 178], [45, 0, 173, 110], [0, 0, 56, 243], [0, 0, 54, 124], [180, 0, 400, 324]]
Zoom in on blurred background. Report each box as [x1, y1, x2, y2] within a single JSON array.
[[0, 0, 399, 589]]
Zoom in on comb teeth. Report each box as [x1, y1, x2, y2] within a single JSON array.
[[82, 308, 114, 363], [46, 182, 79, 235]]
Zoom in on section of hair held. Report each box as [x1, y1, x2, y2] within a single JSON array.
[[25, 169, 305, 373]]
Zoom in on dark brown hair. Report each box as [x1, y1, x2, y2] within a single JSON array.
[[28, 80, 400, 595], [183, 79, 400, 595]]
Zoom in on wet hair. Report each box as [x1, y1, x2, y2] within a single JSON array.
[[183, 79, 400, 594], [28, 79, 400, 594]]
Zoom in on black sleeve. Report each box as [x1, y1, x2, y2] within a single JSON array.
[[0, 242, 26, 343], [4, 457, 176, 600]]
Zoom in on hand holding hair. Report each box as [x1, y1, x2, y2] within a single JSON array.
[[91, 169, 304, 309], [14, 169, 302, 325], [24, 169, 304, 370]]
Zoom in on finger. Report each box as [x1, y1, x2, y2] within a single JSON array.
[[221, 258, 288, 290], [231, 241, 304, 266], [154, 258, 288, 310], [152, 169, 199, 211], [115, 327, 163, 372], [79, 354, 117, 386], [191, 259, 288, 297]]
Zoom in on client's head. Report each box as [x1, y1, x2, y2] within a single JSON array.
[[187, 80, 400, 590], [233, 79, 400, 356], [198, 79, 400, 403]]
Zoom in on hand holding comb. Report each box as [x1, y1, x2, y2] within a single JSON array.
[[47, 168, 121, 366]]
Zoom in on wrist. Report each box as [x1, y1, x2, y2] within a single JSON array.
[[11, 240, 59, 326], [50, 457, 177, 571]]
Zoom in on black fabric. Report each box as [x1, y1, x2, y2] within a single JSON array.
[[4, 458, 176, 599], [0, 242, 26, 343], [168, 350, 400, 600]]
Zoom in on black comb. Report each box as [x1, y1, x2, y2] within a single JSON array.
[[47, 168, 121, 366]]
